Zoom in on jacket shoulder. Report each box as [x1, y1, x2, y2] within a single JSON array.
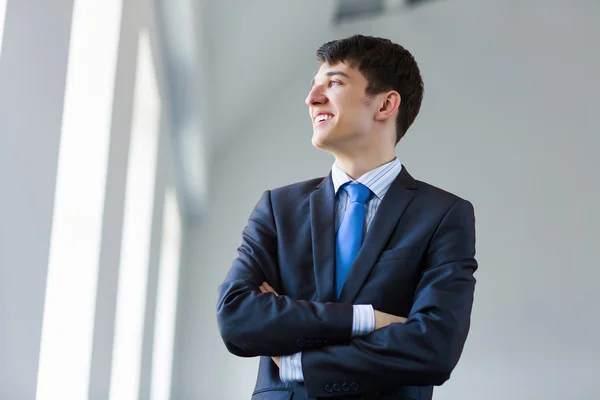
[[413, 178, 474, 210], [269, 176, 326, 197]]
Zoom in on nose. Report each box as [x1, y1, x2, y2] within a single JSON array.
[[305, 85, 328, 106]]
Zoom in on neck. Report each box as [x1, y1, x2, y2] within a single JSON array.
[[334, 151, 396, 180]]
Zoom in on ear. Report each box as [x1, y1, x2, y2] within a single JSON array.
[[374, 91, 401, 122]]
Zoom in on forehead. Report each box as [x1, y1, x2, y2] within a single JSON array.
[[311, 61, 363, 87], [313, 61, 352, 78]]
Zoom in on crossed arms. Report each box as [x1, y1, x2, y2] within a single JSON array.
[[216, 190, 477, 397]]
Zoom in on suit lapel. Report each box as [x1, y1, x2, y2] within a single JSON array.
[[310, 173, 337, 302], [337, 166, 418, 304]]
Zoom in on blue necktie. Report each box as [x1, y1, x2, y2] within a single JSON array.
[[335, 183, 373, 299]]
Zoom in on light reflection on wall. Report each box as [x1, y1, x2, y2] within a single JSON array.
[[0, 0, 7, 58]]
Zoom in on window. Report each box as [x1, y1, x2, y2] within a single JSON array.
[[108, 27, 161, 400], [36, 1, 123, 399], [150, 187, 182, 400]]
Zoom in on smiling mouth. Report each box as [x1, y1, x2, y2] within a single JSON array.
[[314, 114, 334, 125]]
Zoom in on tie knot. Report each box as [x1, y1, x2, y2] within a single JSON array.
[[343, 183, 372, 204]]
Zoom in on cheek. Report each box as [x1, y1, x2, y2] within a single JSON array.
[[344, 103, 371, 125], [331, 97, 371, 128]]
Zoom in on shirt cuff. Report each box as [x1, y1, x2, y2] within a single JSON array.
[[352, 304, 375, 337], [279, 352, 304, 382]]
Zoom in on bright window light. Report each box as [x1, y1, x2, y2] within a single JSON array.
[[150, 188, 182, 400], [36, 1, 122, 399], [108, 28, 161, 400], [0, 0, 6, 59]]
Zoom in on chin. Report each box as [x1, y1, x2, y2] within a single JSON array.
[[312, 125, 337, 149], [311, 130, 331, 150]]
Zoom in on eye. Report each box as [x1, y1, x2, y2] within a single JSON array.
[[328, 80, 342, 88]]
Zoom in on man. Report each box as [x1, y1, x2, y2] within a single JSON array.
[[217, 34, 477, 400]]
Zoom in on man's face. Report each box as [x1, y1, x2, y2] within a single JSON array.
[[306, 61, 378, 152]]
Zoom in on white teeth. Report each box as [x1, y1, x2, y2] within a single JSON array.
[[316, 114, 333, 123]]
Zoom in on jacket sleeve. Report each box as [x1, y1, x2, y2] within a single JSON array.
[[300, 199, 478, 398], [216, 190, 354, 357]]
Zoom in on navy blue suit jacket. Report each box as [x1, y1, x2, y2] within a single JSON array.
[[217, 166, 477, 400]]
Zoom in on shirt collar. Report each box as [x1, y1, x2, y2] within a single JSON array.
[[331, 157, 402, 200]]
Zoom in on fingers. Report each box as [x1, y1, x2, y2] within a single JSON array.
[[260, 282, 279, 296]]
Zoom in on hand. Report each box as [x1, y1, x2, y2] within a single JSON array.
[[260, 282, 282, 366], [374, 310, 407, 330], [259, 282, 279, 296]]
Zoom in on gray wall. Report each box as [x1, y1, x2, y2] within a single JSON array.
[[174, 0, 600, 399], [0, 0, 180, 398]]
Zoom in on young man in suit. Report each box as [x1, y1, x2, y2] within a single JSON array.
[[217, 34, 478, 400]]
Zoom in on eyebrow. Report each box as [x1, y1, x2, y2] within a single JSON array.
[[310, 70, 351, 87]]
